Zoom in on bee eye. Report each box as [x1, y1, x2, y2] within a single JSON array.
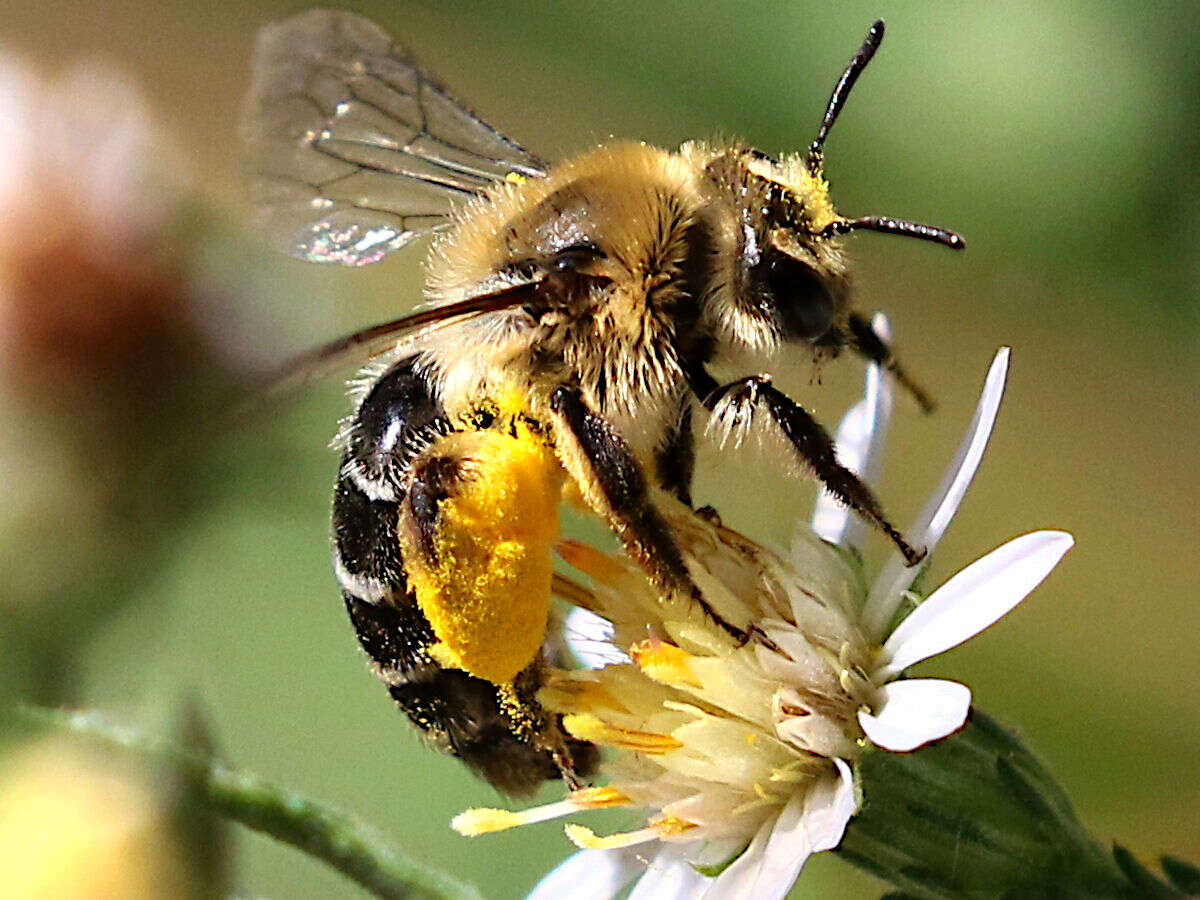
[[765, 251, 836, 342], [551, 241, 605, 272]]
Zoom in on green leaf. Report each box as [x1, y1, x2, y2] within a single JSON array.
[[1161, 856, 1200, 894], [1112, 845, 1179, 899], [840, 708, 1187, 898]]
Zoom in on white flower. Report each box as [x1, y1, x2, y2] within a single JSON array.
[[0, 51, 178, 270], [456, 338, 1072, 900], [0, 49, 204, 395]]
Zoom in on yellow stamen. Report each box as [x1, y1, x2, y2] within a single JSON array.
[[770, 759, 817, 783], [452, 794, 590, 837], [565, 823, 661, 850], [556, 540, 630, 585], [562, 714, 682, 754], [539, 678, 630, 715], [505, 171, 527, 185], [650, 813, 699, 837], [569, 786, 633, 809], [630, 639, 701, 687], [451, 808, 526, 836]]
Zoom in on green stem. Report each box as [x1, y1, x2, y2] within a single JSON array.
[[10, 706, 483, 900], [839, 707, 1186, 899]]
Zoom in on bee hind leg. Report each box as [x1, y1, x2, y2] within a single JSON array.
[[496, 664, 594, 791], [549, 385, 747, 641]]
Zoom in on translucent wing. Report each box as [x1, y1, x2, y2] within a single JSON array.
[[241, 10, 547, 266]]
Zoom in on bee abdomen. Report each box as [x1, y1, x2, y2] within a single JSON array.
[[342, 591, 434, 681], [341, 590, 561, 794], [333, 356, 443, 599], [333, 476, 407, 601], [386, 668, 565, 796], [332, 357, 589, 795]]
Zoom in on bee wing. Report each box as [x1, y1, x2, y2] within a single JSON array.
[[241, 10, 547, 266], [258, 280, 543, 399]]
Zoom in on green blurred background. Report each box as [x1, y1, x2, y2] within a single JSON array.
[[1, 1, 1197, 896]]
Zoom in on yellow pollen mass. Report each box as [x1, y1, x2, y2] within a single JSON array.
[[798, 168, 837, 233], [404, 426, 560, 685], [746, 155, 839, 234]]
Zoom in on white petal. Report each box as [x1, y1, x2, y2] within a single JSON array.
[[628, 846, 711, 900], [858, 679, 972, 751], [528, 847, 644, 900], [564, 607, 628, 669], [799, 758, 857, 854], [707, 760, 855, 900], [810, 312, 895, 548], [702, 816, 773, 900], [863, 349, 1010, 639], [757, 760, 856, 890], [685, 838, 749, 868], [874, 530, 1073, 680]]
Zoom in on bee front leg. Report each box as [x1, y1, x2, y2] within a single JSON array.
[[843, 311, 937, 414], [684, 363, 925, 566], [549, 385, 746, 641]]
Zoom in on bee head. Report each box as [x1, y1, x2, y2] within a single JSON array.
[[742, 19, 963, 343]]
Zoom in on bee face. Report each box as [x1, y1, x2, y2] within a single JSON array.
[[244, 11, 962, 795], [718, 148, 855, 346]]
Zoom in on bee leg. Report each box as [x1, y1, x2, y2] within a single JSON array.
[[843, 311, 937, 414], [654, 402, 696, 507], [684, 363, 926, 567], [496, 664, 594, 792], [549, 385, 747, 640]]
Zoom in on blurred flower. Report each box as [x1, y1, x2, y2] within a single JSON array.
[[0, 50, 198, 401], [456, 343, 1073, 899], [0, 737, 193, 899], [0, 51, 250, 703]]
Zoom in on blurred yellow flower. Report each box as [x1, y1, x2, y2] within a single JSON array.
[[0, 738, 192, 899]]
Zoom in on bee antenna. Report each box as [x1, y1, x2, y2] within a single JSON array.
[[837, 215, 965, 250], [806, 19, 885, 173]]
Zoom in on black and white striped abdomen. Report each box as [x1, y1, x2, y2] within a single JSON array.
[[333, 356, 443, 677], [330, 356, 586, 795]]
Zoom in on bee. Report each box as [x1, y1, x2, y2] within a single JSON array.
[[241, 11, 963, 796]]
